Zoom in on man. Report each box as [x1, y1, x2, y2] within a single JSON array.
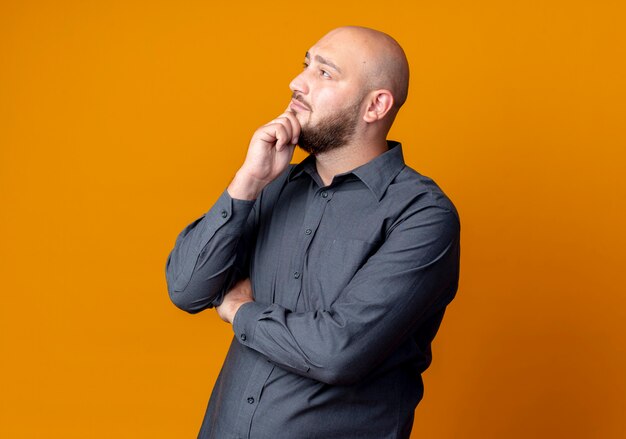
[[165, 26, 460, 439]]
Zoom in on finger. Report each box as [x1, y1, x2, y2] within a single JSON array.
[[268, 114, 298, 146], [280, 110, 301, 145], [276, 117, 294, 146], [264, 116, 293, 145], [255, 123, 288, 151], [270, 124, 290, 152]]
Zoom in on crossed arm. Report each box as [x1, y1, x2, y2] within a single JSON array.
[[215, 277, 254, 324], [167, 186, 459, 385], [165, 108, 460, 385]]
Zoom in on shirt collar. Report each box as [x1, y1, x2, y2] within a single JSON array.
[[288, 154, 317, 182], [288, 141, 406, 201]]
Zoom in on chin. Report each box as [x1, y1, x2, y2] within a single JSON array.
[[295, 112, 311, 127]]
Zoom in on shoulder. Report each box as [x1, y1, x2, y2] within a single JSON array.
[[385, 165, 459, 224], [379, 166, 460, 264]]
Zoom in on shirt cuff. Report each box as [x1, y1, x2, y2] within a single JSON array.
[[232, 301, 267, 347], [207, 189, 256, 234]]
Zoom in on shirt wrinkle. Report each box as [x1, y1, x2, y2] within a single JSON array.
[[165, 141, 460, 439]]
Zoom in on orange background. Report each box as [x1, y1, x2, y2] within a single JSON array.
[[1, 1, 625, 438]]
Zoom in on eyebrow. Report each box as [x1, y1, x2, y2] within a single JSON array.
[[305, 52, 342, 74]]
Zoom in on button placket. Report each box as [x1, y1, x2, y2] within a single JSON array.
[[320, 189, 333, 201], [235, 357, 274, 439], [284, 188, 332, 311]]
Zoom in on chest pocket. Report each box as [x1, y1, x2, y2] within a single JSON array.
[[302, 237, 378, 311]]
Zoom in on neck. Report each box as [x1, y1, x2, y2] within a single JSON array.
[[314, 138, 389, 186]]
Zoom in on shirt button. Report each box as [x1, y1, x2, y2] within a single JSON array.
[[247, 397, 255, 404], [321, 191, 328, 198], [240, 333, 247, 341], [305, 228, 312, 235], [220, 210, 228, 218], [293, 272, 300, 279]]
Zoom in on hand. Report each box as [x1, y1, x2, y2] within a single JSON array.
[[216, 278, 254, 324], [228, 108, 301, 200]]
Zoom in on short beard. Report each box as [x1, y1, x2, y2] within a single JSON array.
[[298, 100, 361, 156]]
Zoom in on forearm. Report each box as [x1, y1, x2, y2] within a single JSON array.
[[165, 190, 256, 313], [230, 208, 460, 384], [166, 107, 298, 313], [227, 168, 270, 201]]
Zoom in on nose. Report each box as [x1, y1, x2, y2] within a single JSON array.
[[289, 70, 309, 95]]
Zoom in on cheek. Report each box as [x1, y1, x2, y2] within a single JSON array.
[[313, 85, 354, 115], [314, 89, 339, 109]]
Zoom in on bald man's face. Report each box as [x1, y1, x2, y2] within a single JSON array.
[[289, 30, 370, 154]]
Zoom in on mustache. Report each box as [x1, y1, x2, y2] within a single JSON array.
[[291, 92, 312, 111]]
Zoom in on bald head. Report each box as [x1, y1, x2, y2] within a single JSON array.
[[318, 26, 410, 110]]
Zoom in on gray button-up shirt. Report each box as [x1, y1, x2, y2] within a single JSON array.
[[165, 142, 460, 439]]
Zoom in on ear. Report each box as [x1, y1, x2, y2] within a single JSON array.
[[363, 90, 394, 123]]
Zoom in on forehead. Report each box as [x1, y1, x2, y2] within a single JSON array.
[[307, 30, 371, 75]]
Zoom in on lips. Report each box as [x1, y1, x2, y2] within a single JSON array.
[[290, 95, 311, 112]]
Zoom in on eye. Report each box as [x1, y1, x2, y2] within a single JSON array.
[[320, 69, 331, 78], [302, 62, 309, 69]]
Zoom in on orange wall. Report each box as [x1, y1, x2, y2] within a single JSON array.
[[1, 1, 625, 438]]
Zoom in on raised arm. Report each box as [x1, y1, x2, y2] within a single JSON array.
[[164, 109, 301, 313]]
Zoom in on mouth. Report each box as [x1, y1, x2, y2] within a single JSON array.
[[290, 96, 311, 112]]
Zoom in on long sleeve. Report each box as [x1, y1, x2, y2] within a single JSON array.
[[165, 189, 258, 313], [232, 205, 460, 385]]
